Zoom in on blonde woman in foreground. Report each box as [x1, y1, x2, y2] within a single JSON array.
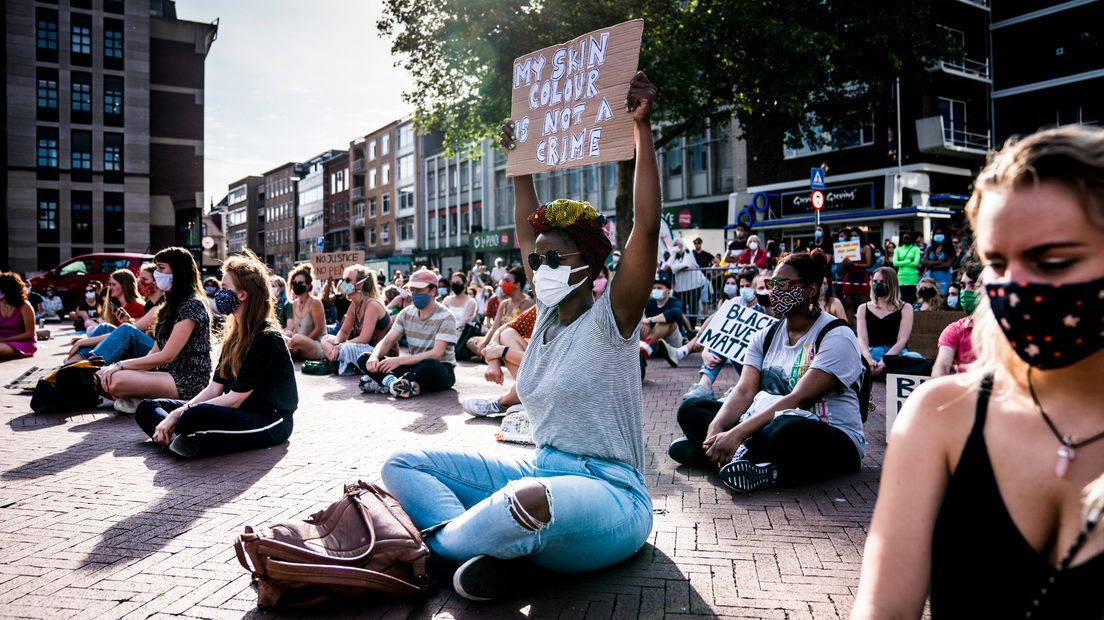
[[853, 126, 1104, 617]]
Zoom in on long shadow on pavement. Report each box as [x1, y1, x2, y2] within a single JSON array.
[[81, 441, 289, 565]]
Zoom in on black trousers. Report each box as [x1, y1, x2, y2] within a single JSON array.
[[135, 398, 292, 456], [367, 360, 456, 393], [676, 397, 861, 484]]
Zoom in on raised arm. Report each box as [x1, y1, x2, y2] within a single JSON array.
[[608, 71, 660, 338], [503, 121, 540, 287]]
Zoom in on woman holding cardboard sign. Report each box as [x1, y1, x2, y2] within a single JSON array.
[[382, 71, 658, 601], [854, 126, 1104, 618]]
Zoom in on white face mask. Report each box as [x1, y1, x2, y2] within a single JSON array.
[[86, 291, 97, 301], [533, 264, 588, 307], [651, 288, 666, 301], [611, 255, 620, 263], [271, 286, 280, 298], [153, 271, 173, 291], [748, 242, 759, 251]]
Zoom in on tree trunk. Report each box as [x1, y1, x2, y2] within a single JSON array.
[[614, 158, 636, 251]]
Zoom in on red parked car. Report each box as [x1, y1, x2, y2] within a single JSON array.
[[29, 253, 153, 311]]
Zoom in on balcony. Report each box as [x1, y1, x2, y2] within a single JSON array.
[[352, 159, 366, 174], [351, 186, 365, 200], [929, 57, 990, 83], [954, 0, 988, 8], [915, 116, 990, 157]]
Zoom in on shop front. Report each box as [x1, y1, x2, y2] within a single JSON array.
[[470, 227, 521, 268]]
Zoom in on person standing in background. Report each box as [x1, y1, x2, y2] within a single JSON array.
[[893, 231, 922, 304]]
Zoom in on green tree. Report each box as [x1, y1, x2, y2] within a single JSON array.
[[378, 0, 953, 250]]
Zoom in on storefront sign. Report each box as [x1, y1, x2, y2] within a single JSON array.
[[696, 300, 778, 364], [780, 182, 875, 217], [662, 204, 702, 230], [507, 20, 644, 176], [470, 229, 516, 251]]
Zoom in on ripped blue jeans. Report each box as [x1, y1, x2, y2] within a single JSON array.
[[381, 446, 653, 572]]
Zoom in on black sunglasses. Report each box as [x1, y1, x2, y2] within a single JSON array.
[[528, 250, 581, 271]]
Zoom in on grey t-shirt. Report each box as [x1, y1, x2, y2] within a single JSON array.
[[743, 312, 866, 457], [516, 292, 645, 471]]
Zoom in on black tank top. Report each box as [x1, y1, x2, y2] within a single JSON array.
[[931, 375, 1104, 618], [863, 304, 901, 348]]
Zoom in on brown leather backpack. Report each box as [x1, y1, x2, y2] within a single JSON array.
[[234, 481, 429, 608]]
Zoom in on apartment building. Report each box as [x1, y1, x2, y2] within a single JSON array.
[[262, 161, 304, 275], [322, 151, 349, 252], [224, 175, 261, 254], [3, 0, 216, 273]]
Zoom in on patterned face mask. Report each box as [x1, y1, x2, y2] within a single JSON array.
[[768, 285, 807, 316], [985, 275, 1104, 369]]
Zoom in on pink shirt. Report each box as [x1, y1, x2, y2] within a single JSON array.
[[938, 316, 975, 373]]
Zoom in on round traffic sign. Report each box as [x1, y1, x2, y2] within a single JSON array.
[[201, 236, 215, 250], [811, 190, 825, 211]]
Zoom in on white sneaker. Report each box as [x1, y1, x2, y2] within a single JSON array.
[[113, 397, 141, 414], [682, 383, 715, 401], [358, 375, 388, 394], [462, 397, 504, 417], [653, 339, 680, 367]]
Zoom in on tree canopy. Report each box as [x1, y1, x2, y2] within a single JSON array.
[[378, 0, 953, 246]]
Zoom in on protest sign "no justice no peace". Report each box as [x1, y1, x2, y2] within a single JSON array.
[[507, 20, 644, 177]]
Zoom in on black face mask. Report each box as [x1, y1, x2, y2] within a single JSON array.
[[918, 287, 937, 301], [450, 282, 465, 295], [756, 292, 771, 307], [987, 275, 1104, 369], [291, 282, 308, 296], [872, 282, 889, 298]]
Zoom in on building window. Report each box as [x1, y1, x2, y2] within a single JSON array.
[[71, 193, 93, 244], [382, 193, 391, 214], [71, 130, 92, 170], [104, 24, 124, 59], [37, 75, 58, 110], [368, 197, 376, 218], [381, 134, 390, 155], [399, 187, 414, 211], [938, 97, 968, 138], [36, 15, 58, 50], [104, 133, 123, 182], [428, 216, 437, 239], [71, 72, 93, 124], [368, 140, 376, 160], [667, 142, 683, 176], [71, 25, 92, 55], [381, 223, 390, 245], [104, 76, 124, 124], [369, 226, 377, 246], [368, 169, 377, 189], [37, 127, 59, 168], [398, 125, 413, 150], [104, 193, 124, 244], [37, 190, 60, 243], [690, 134, 709, 173], [382, 163, 390, 185], [398, 154, 414, 180]]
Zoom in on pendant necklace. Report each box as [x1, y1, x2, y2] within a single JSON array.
[[1027, 368, 1104, 479]]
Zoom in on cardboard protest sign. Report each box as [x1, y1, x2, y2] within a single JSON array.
[[507, 20, 644, 177], [833, 240, 861, 263], [310, 251, 365, 280], [885, 373, 932, 440], [696, 299, 778, 364]]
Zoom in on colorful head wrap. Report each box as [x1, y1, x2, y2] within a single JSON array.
[[527, 199, 613, 278]]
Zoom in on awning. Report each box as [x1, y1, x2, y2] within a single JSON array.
[[733, 207, 956, 231]]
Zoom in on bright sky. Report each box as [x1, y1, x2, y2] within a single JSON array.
[[175, 0, 414, 210]]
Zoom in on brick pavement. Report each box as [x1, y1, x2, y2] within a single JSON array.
[[0, 326, 886, 619]]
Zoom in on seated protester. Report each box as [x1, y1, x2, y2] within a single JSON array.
[[857, 267, 924, 377], [26, 284, 44, 324], [912, 276, 944, 312], [754, 277, 776, 317], [203, 276, 221, 313], [818, 274, 848, 321], [736, 234, 770, 272], [466, 266, 534, 360], [78, 269, 150, 349], [0, 272, 38, 360], [442, 272, 480, 350], [67, 263, 163, 364], [321, 267, 396, 374], [70, 280, 106, 332], [97, 247, 212, 414], [670, 250, 866, 494], [932, 260, 983, 377], [40, 285, 64, 321], [383, 285, 406, 316], [135, 249, 296, 457], [943, 282, 961, 311], [437, 276, 450, 301], [323, 276, 351, 327], [271, 275, 290, 325], [682, 272, 766, 400], [284, 264, 326, 361], [357, 268, 459, 398], [640, 271, 684, 365], [461, 304, 538, 417], [481, 284, 503, 330], [383, 78, 657, 600]]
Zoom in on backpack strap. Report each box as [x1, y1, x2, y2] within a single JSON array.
[[759, 320, 783, 357], [811, 318, 863, 394]]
